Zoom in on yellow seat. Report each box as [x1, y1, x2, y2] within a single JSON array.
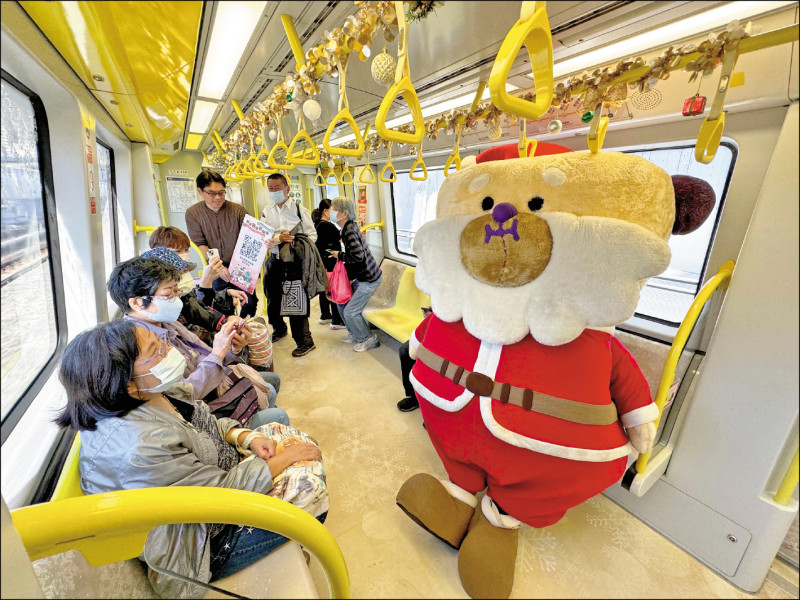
[[18, 433, 350, 598], [365, 266, 430, 343]]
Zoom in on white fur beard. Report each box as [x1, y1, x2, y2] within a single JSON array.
[[413, 214, 671, 346]]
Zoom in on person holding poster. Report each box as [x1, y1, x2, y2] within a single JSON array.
[[260, 173, 318, 358], [186, 170, 258, 318]]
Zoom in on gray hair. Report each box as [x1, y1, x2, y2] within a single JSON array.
[[331, 196, 355, 221]]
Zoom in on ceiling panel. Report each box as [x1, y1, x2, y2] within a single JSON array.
[[20, 0, 202, 153]]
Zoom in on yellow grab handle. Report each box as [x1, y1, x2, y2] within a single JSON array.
[[324, 108, 366, 157], [253, 148, 273, 174], [375, 77, 425, 145], [359, 164, 376, 183], [695, 112, 726, 164], [313, 170, 326, 187], [280, 14, 305, 72], [489, 1, 553, 122], [444, 152, 461, 177], [241, 155, 257, 178], [374, 2, 424, 145], [288, 128, 321, 165], [587, 111, 609, 154], [268, 140, 294, 170], [409, 157, 427, 181], [325, 169, 339, 185], [340, 165, 354, 184], [380, 162, 397, 182]]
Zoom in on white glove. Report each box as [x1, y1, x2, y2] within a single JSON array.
[[627, 421, 657, 455]]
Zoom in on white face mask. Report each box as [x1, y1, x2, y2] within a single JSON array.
[[142, 296, 183, 323], [177, 272, 195, 297], [268, 190, 287, 204], [135, 347, 187, 393]]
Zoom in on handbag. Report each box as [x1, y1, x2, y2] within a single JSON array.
[[209, 365, 271, 427], [326, 260, 353, 304], [280, 279, 308, 315]]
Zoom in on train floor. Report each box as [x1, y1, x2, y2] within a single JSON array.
[[269, 296, 796, 599]]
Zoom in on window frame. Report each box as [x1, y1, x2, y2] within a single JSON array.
[[390, 166, 446, 259], [96, 137, 120, 266], [1, 69, 68, 444], [620, 140, 737, 327]]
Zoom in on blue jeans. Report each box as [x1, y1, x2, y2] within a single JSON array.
[[259, 372, 281, 408], [337, 276, 382, 343], [248, 407, 289, 429], [209, 511, 328, 581]]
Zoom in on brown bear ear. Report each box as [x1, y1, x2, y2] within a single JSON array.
[[672, 174, 716, 235]]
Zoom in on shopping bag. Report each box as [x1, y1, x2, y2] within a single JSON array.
[[280, 279, 308, 316], [326, 260, 352, 304]]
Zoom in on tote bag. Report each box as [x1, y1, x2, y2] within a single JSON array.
[[326, 260, 352, 304]]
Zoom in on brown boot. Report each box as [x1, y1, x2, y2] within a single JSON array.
[[457, 498, 519, 599], [396, 473, 476, 549]]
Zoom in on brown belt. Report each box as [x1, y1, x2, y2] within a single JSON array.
[[416, 343, 619, 426]]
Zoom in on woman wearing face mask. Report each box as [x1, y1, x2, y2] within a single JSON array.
[[107, 257, 286, 429], [55, 320, 326, 598], [314, 199, 346, 329]]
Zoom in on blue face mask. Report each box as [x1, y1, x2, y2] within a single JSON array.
[[142, 296, 183, 323], [268, 190, 287, 204], [329, 209, 339, 224]]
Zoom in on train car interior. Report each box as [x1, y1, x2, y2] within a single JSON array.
[[1, 1, 798, 598]]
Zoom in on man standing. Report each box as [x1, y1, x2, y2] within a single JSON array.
[[260, 173, 317, 357], [185, 170, 258, 318]]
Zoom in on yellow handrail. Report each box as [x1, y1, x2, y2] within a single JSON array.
[[10, 487, 350, 599], [775, 448, 799, 506], [132, 221, 207, 268], [360, 220, 384, 235], [635, 260, 735, 474]]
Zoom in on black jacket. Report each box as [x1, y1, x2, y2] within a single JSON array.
[[315, 219, 341, 272]]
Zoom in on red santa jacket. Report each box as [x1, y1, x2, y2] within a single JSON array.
[[410, 314, 659, 463]]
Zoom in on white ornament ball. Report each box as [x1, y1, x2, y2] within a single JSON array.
[[371, 49, 396, 87], [488, 124, 503, 141], [547, 119, 563, 134], [327, 159, 335, 168], [268, 129, 277, 141], [303, 99, 322, 122]]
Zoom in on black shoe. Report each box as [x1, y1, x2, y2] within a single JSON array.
[[397, 396, 419, 412], [272, 329, 288, 343], [291, 344, 316, 357]]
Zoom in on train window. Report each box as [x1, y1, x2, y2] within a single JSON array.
[[389, 144, 733, 326], [622, 142, 735, 326], [96, 139, 118, 314], [326, 182, 339, 201], [0, 71, 66, 440], [390, 167, 445, 256]]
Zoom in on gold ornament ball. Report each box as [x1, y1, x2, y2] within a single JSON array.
[[269, 129, 277, 141], [371, 49, 396, 86], [488, 124, 503, 141], [547, 119, 563, 134], [303, 99, 322, 121]]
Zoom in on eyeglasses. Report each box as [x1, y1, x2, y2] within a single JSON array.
[[202, 188, 226, 198], [133, 340, 169, 370]]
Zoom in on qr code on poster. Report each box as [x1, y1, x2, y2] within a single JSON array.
[[239, 236, 262, 263]]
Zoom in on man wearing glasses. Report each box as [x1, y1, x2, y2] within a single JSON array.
[[186, 170, 257, 317]]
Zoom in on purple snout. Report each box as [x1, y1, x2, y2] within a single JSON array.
[[485, 202, 520, 243]]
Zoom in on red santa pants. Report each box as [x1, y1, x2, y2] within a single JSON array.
[[420, 395, 628, 528]]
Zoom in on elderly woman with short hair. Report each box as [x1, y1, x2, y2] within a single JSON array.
[[326, 197, 383, 352]]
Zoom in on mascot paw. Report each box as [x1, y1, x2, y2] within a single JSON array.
[[627, 421, 657, 454], [396, 473, 476, 549], [458, 502, 519, 599]]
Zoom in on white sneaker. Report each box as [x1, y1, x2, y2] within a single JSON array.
[[330, 323, 347, 330], [318, 318, 332, 324], [341, 334, 355, 343], [353, 335, 380, 352]]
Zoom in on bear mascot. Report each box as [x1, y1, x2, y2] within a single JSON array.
[[396, 141, 715, 598]]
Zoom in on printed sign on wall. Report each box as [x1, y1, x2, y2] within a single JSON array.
[[357, 186, 368, 229]]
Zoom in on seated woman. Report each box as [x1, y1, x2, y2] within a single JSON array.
[[108, 256, 283, 429], [327, 197, 383, 352], [148, 225, 246, 319], [55, 320, 326, 598]]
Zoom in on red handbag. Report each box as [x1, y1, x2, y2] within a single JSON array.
[[326, 260, 353, 304]]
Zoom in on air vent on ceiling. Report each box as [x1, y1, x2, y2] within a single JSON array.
[[629, 88, 663, 111]]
